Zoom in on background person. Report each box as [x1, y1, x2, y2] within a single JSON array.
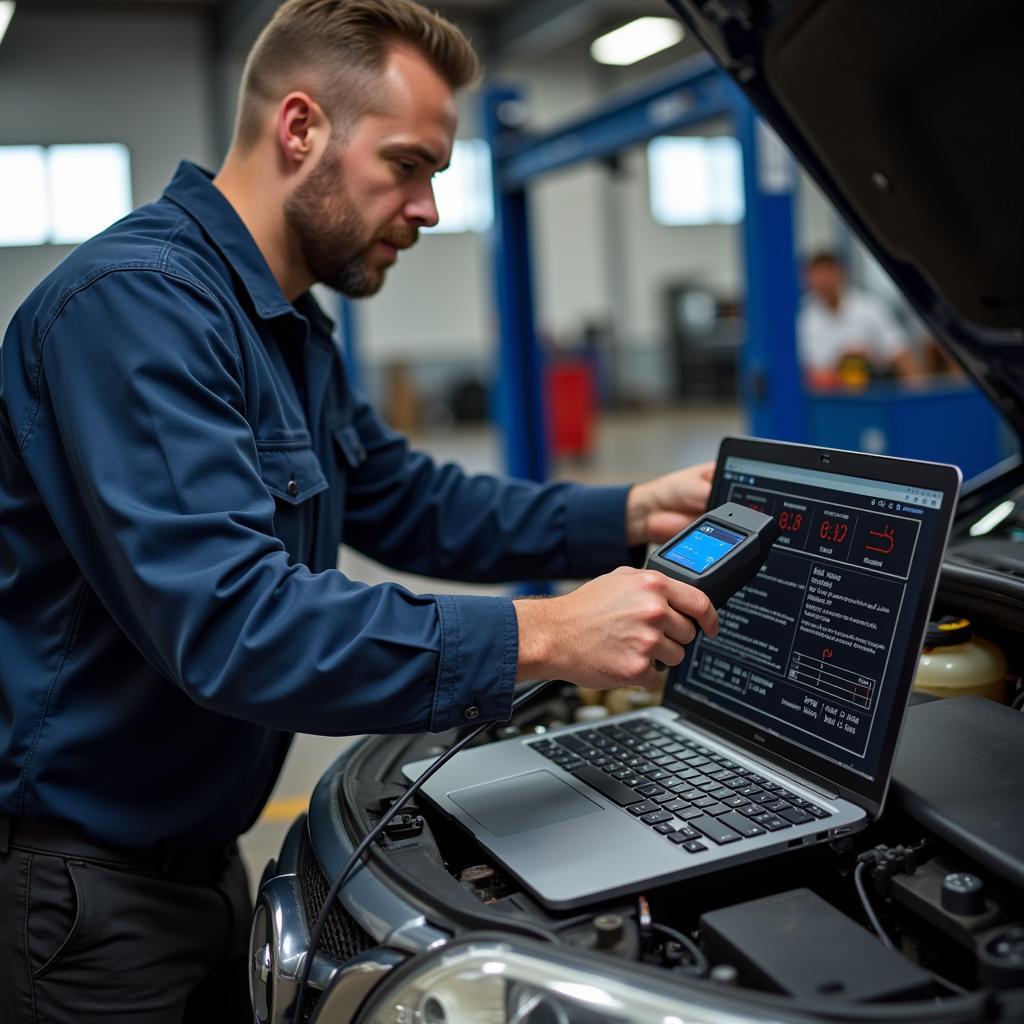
[[797, 250, 921, 388]]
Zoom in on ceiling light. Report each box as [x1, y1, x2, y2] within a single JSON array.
[[0, 4, 15, 48], [591, 17, 684, 66]]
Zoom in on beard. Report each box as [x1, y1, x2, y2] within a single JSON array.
[[284, 146, 417, 298]]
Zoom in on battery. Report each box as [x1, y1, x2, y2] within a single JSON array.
[[699, 888, 935, 1002]]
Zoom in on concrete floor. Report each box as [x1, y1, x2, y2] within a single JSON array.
[[238, 402, 743, 888]]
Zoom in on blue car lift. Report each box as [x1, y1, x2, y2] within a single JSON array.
[[483, 54, 804, 484]]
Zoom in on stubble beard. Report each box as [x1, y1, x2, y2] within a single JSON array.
[[284, 147, 402, 299]]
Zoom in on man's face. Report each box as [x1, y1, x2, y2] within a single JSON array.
[[284, 46, 457, 298], [806, 261, 845, 309]]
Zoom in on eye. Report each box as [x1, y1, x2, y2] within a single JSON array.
[[394, 159, 416, 176]]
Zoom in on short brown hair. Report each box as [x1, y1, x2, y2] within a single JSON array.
[[234, 0, 481, 149], [806, 250, 842, 271]]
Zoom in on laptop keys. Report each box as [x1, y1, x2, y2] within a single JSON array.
[[627, 800, 660, 816], [717, 811, 767, 838], [779, 807, 814, 825], [641, 810, 674, 825], [688, 815, 742, 845], [700, 801, 731, 817], [571, 765, 644, 806], [752, 814, 791, 831], [635, 782, 665, 797]]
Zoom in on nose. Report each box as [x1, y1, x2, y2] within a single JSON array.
[[404, 181, 439, 229]]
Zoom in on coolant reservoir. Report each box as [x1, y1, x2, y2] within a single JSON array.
[[913, 616, 1008, 702]]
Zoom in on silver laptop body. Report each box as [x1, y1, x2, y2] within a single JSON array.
[[405, 438, 961, 910]]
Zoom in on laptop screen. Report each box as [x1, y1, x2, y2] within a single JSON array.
[[666, 438, 960, 813]]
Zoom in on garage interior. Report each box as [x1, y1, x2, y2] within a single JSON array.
[[2, 0, 1022, 1021]]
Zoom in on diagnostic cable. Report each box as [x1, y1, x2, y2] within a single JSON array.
[[290, 677, 557, 1022]]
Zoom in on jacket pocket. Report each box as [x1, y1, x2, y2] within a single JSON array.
[[254, 440, 329, 506]]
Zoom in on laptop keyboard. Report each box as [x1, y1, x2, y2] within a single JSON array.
[[527, 719, 832, 854]]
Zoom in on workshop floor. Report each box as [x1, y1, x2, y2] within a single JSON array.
[[238, 402, 743, 889]]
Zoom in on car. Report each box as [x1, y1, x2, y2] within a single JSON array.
[[249, 1, 1024, 1021]]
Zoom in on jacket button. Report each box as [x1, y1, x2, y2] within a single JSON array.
[[287, 479, 299, 497], [464, 706, 480, 720]]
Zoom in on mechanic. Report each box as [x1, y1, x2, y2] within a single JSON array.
[[0, 1, 719, 1020], [797, 250, 921, 388]]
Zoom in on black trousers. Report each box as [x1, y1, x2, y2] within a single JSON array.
[[0, 825, 253, 1024]]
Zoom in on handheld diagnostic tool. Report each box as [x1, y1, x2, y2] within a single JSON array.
[[646, 501, 780, 612]]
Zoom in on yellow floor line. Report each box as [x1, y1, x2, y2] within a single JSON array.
[[258, 794, 310, 823]]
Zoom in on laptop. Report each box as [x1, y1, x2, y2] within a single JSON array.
[[404, 437, 961, 909]]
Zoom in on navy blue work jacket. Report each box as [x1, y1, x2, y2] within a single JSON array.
[[0, 162, 636, 850]]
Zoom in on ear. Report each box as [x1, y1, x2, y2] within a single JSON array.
[[276, 92, 330, 169]]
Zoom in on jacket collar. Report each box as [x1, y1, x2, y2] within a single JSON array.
[[162, 160, 301, 323]]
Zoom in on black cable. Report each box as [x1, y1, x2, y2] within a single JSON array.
[[651, 921, 709, 976], [854, 860, 972, 998], [290, 678, 557, 1023], [855, 859, 895, 950]]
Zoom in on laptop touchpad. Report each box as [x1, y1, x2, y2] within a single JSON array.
[[449, 770, 603, 837]]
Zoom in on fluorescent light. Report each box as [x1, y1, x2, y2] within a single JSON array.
[[969, 499, 1015, 537], [0, 3, 15, 48], [591, 17, 684, 66]]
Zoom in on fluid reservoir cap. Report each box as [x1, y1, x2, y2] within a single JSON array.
[[941, 871, 986, 916], [924, 616, 974, 649]]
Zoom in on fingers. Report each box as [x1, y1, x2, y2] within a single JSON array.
[[653, 635, 686, 669], [660, 577, 720, 638], [662, 608, 698, 648]]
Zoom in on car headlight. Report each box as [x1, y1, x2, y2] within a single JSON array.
[[354, 936, 791, 1024]]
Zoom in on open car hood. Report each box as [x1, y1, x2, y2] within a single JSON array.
[[666, 0, 1024, 441]]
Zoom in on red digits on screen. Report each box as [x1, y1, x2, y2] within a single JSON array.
[[778, 511, 802, 532], [818, 520, 848, 543]]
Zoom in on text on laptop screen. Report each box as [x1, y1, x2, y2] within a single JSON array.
[[662, 522, 746, 574], [671, 456, 947, 783]]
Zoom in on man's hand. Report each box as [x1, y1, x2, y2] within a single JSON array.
[[514, 566, 719, 691], [626, 461, 715, 547]]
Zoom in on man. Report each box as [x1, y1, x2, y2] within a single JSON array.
[[797, 250, 920, 387], [0, 1, 718, 1019]]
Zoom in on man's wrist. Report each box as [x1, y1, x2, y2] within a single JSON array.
[[625, 482, 653, 547], [513, 596, 562, 681]]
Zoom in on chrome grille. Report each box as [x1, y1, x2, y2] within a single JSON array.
[[298, 829, 376, 964]]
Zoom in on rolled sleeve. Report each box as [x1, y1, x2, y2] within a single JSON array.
[[431, 594, 517, 731]]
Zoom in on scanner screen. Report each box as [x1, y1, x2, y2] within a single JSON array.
[[662, 522, 746, 574]]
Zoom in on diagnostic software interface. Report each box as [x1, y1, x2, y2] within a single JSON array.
[[673, 456, 948, 782], [662, 522, 746, 574]]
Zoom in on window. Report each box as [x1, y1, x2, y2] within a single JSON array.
[[424, 138, 493, 235], [0, 143, 132, 247], [647, 135, 744, 226]]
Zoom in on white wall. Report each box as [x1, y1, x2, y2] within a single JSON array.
[[0, 8, 843, 404], [0, 8, 214, 333]]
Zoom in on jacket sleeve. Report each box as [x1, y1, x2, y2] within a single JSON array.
[[341, 392, 640, 582], [21, 267, 514, 735]]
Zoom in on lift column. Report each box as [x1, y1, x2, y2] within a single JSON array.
[[483, 86, 550, 484], [733, 96, 804, 441]]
